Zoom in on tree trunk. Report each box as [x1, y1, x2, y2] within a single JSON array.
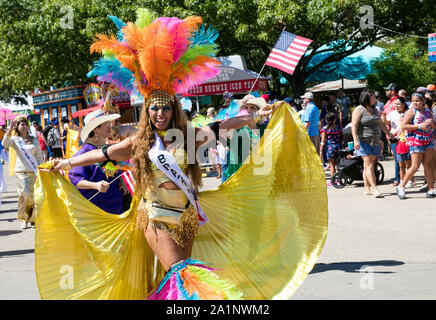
[[290, 70, 307, 99]]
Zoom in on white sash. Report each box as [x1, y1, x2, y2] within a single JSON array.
[[148, 132, 209, 226], [14, 136, 39, 174]]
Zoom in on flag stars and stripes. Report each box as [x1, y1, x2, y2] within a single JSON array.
[[265, 30, 312, 75]]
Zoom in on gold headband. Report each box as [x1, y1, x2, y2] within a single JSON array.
[[147, 90, 173, 107]]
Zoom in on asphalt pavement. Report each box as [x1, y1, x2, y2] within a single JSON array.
[[0, 158, 435, 300]]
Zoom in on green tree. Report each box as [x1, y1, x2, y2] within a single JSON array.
[[122, 0, 436, 98], [367, 38, 436, 96], [0, 0, 142, 101], [0, 0, 435, 102]]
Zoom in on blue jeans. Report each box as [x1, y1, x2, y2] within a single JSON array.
[[221, 164, 228, 183], [390, 142, 400, 183]]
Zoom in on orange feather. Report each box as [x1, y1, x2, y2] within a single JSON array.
[[181, 269, 226, 300], [137, 21, 175, 95], [183, 16, 203, 34]]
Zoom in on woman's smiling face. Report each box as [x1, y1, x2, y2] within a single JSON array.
[[17, 121, 29, 136], [148, 104, 173, 130]]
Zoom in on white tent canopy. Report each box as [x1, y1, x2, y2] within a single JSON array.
[[308, 78, 367, 92]]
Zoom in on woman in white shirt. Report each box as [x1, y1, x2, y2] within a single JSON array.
[[2, 117, 44, 229], [387, 97, 413, 187]]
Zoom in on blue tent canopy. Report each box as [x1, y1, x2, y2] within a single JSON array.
[[305, 43, 385, 83]]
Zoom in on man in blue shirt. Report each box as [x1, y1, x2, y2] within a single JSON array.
[[301, 92, 320, 153]]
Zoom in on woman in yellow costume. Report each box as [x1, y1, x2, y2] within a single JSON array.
[[35, 9, 328, 300]]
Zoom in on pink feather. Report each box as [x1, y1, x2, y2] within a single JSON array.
[[172, 60, 220, 94], [156, 17, 190, 63]]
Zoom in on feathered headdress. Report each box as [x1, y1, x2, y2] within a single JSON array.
[[88, 9, 220, 105]]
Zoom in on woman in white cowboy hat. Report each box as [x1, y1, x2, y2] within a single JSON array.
[[67, 109, 127, 214]]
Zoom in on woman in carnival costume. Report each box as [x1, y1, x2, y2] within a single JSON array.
[[3, 117, 44, 229], [34, 9, 328, 300]]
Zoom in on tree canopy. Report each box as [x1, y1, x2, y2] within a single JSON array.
[[0, 0, 435, 102], [367, 38, 436, 96]]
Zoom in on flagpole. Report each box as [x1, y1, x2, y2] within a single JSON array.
[[248, 26, 287, 96], [87, 172, 123, 201], [248, 63, 266, 95]]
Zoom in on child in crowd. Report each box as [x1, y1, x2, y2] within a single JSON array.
[[320, 112, 343, 181], [216, 140, 227, 180]]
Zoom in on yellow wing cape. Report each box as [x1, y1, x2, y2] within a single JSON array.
[[34, 103, 328, 299], [65, 128, 81, 159]]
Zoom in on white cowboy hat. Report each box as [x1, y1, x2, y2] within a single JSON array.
[[244, 97, 267, 109], [80, 109, 120, 142]]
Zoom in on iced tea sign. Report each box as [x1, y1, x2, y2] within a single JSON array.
[[185, 66, 268, 96]]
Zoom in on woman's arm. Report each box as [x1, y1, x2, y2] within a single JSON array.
[[401, 109, 418, 131], [195, 102, 282, 148], [53, 135, 135, 170], [351, 107, 362, 150], [319, 131, 326, 157], [2, 120, 16, 148], [379, 120, 394, 139], [76, 180, 109, 193]]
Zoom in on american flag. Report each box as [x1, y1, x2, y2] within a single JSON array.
[[121, 170, 135, 195], [429, 33, 436, 63], [265, 30, 312, 75]]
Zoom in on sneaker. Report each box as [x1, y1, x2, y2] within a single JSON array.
[[405, 181, 414, 189], [426, 189, 436, 198], [21, 221, 29, 229], [396, 186, 406, 199], [392, 181, 400, 187], [374, 191, 384, 198]]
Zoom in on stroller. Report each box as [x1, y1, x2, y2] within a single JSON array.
[[330, 126, 384, 189]]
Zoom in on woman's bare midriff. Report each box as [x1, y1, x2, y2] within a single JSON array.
[[144, 221, 194, 272], [145, 173, 192, 271]]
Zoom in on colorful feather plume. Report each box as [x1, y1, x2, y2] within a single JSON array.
[[88, 9, 221, 99]]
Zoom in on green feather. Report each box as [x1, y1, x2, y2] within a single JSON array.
[[179, 44, 218, 66], [136, 8, 158, 28]]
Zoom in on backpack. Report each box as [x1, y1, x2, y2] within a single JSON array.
[[47, 129, 58, 147], [42, 126, 52, 142]]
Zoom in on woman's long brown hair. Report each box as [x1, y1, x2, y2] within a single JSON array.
[[131, 97, 203, 196]]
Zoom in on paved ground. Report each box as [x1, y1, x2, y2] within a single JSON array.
[[0, 158, 435, 300]]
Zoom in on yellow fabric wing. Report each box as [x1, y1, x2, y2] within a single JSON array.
[[65, 128, 81, 159], [34, 170, 165, 299], [8, 147, 16, 176], [194, 103, 328, 299]]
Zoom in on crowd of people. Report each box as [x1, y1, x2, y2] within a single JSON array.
[[294, 83, 436, 199], [1, 82, 434, 233]]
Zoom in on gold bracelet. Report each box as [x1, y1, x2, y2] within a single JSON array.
[[60, 159, 72, 170]]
